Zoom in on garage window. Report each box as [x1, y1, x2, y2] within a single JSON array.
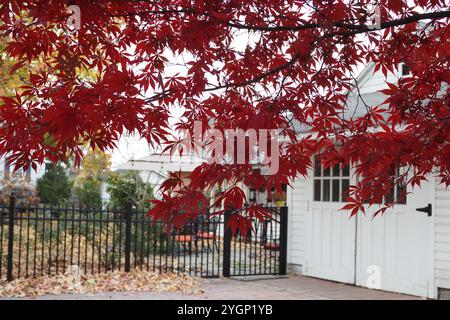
[[384, 166, 407, 205], [313, 156, 350, 202]]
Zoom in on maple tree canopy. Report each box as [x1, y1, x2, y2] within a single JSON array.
[[0, 1, 449, 230]]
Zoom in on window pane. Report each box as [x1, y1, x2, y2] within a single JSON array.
[[323, 180, 330, 201], [397, 182, 407, 204], [314, 156, 321, 177], [332, 164, 340, 177], [323, 166, 331, 177], [396, 166, 407, 204], [332, 179, 340, 202], [314, 180, 321, 201], [385, 183, 395, 204], [342, 164, 350, 177], [342, 179, 350, 201]]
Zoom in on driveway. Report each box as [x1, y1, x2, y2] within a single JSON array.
[[2, 275, 420, 300]]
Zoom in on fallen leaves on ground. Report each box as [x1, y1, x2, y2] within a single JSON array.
[[0, 269, 202, 298]]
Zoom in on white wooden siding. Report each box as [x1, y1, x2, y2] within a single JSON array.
[[435, 178, 450, 290], [357, 63, 400, 95], [287, 177, 307, 267]]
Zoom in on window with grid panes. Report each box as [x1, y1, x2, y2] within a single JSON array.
[[384, 166, 407, 205], [313, 155, 350, 202]]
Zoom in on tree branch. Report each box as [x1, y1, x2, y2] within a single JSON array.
[[226, 10, 450, 33], [145, 53, 301, 102], [106, 7, 450, 34]]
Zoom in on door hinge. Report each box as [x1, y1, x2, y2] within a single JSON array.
[[416, 203, 432, 217]]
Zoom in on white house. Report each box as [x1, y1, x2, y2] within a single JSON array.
[[111, 152, 205, 198], [286, 62, 450, 299]]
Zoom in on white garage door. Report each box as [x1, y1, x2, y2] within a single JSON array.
[[304, 159, 356, 284], [304, 160, 435, 298], [356, 177, 435, 298]]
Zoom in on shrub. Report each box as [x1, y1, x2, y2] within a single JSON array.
[[36, 163, 72, 206], [74, 176, 102, 208], [106, 171, 154, 210]]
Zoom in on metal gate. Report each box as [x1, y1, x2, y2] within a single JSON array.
[[223, 207, 288, 277], [1, 197, 288, 281]]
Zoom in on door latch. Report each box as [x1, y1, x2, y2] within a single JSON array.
[[416, 203, 432, 217]]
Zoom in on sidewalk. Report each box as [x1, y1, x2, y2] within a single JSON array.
[[2, 275, 420, 300]]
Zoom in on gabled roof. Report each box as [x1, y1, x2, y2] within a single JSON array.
[[353, 62, 376, 91], [290, 91, 389, 133], [288, 57, 394, 134], [113, 152, 204, 173]]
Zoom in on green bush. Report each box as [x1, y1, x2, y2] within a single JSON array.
[[106, 171, 154, 210], [36, 163, 72, 206], [105, 172, 172, 259], [74, 176, 102, 208]]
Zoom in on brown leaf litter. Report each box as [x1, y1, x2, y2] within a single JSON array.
[[0, 268, 203, 298]]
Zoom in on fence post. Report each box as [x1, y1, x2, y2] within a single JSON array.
[[279, 206, 288, 276], [7, 195, 15, 281], [124, 200, 132, 273], [222, 210, 232, 277]]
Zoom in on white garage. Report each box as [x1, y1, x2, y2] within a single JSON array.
[[287, 163, 438, 298], [285, 63, 450, 299]]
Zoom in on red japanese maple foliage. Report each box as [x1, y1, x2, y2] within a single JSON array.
[[0, 1, 449, 230]]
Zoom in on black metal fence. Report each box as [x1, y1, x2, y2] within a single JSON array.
[[0, 196, 288, 281]]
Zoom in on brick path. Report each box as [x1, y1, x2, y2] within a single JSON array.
[[2, 275, 420, 300]]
